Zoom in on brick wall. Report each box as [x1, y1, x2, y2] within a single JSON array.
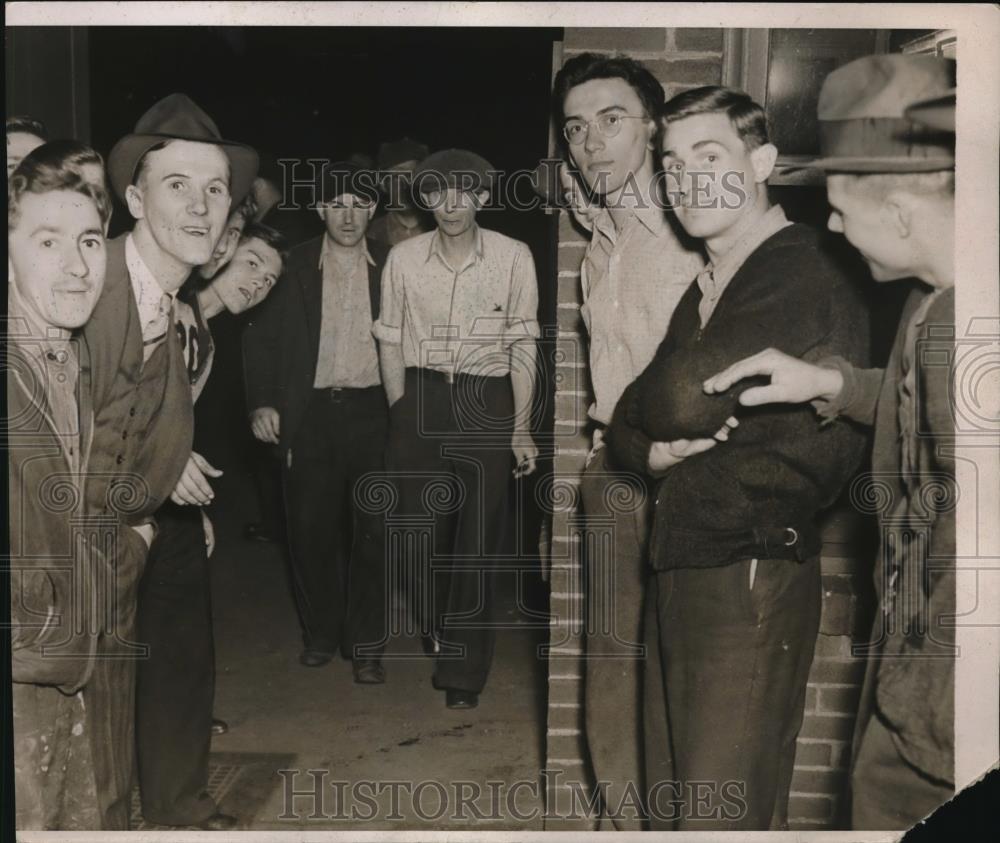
[[543, 28, 872, 830]]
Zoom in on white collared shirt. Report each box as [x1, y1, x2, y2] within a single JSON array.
[[125, 234, 176, 343]]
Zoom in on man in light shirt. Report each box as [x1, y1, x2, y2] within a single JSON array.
[[551, 52, 704, 828], [375, 148, 540, 710]]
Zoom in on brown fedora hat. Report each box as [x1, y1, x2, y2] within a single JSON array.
[[776, 54, 955, 175], [108, 93, 258, 204]]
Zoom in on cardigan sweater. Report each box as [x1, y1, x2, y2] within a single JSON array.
[[607, 222, 871, 570]]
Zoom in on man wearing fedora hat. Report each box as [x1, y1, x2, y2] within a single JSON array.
[[375, 148, 540, 709], [245, 161, 391, 684], [702, 54, 957, 829], [79, 92, 257, 829]]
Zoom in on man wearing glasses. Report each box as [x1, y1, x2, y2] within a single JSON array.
[[550, 52, 703, 828]]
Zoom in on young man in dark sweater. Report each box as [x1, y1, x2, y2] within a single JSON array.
[[606, 86, 871, 830]]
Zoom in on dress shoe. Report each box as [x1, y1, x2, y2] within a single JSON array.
[[196, 812, 238, 831], [445, 689, 479, 710], [211, 718, 229, 736], [352, 659, 385, 685], [244, 522, 279, 543], [299, 648, 333, 668]]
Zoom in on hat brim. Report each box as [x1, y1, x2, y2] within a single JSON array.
[[109, 132, 259, 207], [775, 154, 954, 174]]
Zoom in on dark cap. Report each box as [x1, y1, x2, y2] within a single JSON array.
[[412, 148, 495, 197], [317, 160, 379, 206], [377, 137, 430, 170]]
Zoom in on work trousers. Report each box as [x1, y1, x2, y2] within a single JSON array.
[[385, 368, 514, 694], [647, 556, 821, 831], [135, 502, 217, 826], [579, 445, 652, 829], [283, 385, 389, 657]]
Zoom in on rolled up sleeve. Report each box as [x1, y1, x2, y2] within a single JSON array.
[[372, 251, 404, 346], [502, 243, 541, 349]]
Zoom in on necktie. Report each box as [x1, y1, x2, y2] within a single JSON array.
[[143, 293, 173, 363]]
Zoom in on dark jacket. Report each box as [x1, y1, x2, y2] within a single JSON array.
[[834, 285, 956, 785], [80, 234, 195, 524], [243, 234, 388, 455], [6, 338, 98, 692], [607, 223, 871, 569]]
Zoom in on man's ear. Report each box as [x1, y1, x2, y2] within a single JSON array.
[[8, 256, 16, 287], [315, 203, 327, 222], [474, 190, 490, 209], [644, 116, 657, 151], [366, 203, 377, 221], [881, 193, 913, 239], [749, 143, 778, 184], [125, 184, 145, 220]]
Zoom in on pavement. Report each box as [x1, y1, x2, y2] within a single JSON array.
[[201, 463, 549, 831]]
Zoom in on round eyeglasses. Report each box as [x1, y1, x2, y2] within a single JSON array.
[[562, 113, 648, 146]]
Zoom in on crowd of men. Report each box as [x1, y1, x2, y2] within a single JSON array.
[[8, 45, 956, 833]]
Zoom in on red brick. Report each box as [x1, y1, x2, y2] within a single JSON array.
[[554, 428, 591, 454], [548, 705, 584, 731], [798, 713, 855, 742], [787, 794, 833, 823], [790, 768, 847, 796], [555, 392, 590, 427], [546, 732, 586, 759], [673, 28, 724, 52], [554, 451, 587, 476], [553, 336, 587, 369], [793, 740, 832, 768], [820, 577, 858, 635], [558, 245, 586, 273], [548, 676, 584, 706], [807, 658, 867, 687], [564, 27, 666, 52], [557, 273, 582, 305], [817, 684, 863, 716], [804, 684, 818, 713], [646, 59, 722, 87], [813, 633, 852, 659], [555, 363, 590, 398], [560, 211, 592, 241], [557, 304, 584, 334]]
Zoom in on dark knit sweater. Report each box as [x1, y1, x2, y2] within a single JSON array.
[[607, 223, 871, 570]]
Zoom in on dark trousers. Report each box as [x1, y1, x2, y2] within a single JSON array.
[[647, 556, 821, 831], [283, 386, 388, 657], [580, 445, 650, 829], [251, 441, 286, 538], [135, 503, 216, 826], [385, 368, 514, 694]]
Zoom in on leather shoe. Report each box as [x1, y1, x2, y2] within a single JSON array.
[[196, 812, 238, 830], [299, 649, 333, 668], [445, 689, 479, 710], [211, 718, 228, 736], [352, 659, 385, 685]]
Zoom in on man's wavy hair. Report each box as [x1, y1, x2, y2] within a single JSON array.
[[660, 86, 770, 152], [8, 141, 112, 231], [552, 52, 665, 133]]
